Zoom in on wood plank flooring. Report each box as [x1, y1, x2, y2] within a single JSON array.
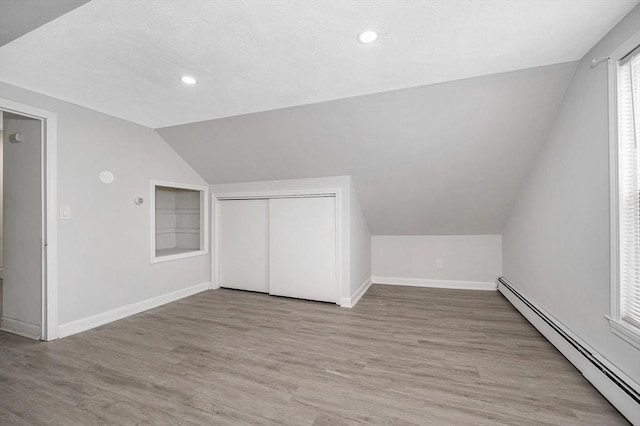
[[0, 285, 628, 425]]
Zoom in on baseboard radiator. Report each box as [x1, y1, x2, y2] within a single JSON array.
[[497, 277, 640, 423]]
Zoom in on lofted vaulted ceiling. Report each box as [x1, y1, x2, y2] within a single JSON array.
[[0, 0, 636, 128], [1, 1, 637, 234], [158, 62, 578, 234]]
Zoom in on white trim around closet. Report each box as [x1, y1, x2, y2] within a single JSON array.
[[211, 188, 343, 304]]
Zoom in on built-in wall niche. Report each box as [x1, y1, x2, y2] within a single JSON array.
[[150, 181, 208, 263]]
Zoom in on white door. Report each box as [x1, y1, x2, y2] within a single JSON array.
[[218, 199, 269, 293], [269, 196, 336, 303]]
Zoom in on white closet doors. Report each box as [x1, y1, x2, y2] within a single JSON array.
[[218, 199, 269, 293], [268, 197, 337, 303]]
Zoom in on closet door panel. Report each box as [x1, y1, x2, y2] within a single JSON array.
[[219, 199, 269, 293], [269, 197, 337, 303]]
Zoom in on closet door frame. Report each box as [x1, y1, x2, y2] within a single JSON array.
[[211, 188, 343, 304]]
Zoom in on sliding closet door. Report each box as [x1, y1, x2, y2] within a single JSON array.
[[218, 199, 269, 293], [269, 197, 337, 303]]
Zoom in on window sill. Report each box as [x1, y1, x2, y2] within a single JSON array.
[[606, 316, 640, 349], [151, 249, 208, 264]]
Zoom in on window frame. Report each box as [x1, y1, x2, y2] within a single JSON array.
[[149, 179, 209, 264], [607, 31, 640, 349]]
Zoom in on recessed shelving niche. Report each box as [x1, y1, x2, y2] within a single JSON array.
[[150, 180, 208, 263]]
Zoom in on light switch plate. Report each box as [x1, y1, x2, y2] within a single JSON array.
[[60, 205, 71, 220]]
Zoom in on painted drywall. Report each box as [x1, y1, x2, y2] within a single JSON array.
[[211, 176, 370, 304], [175, 189, 201, 249], [349, 180, 371, 295], [159, 62, 577, 235], [155, 187, 177, 250], [0, 0, 91, 47], [372, 235, 502, 285], [0, 1, 636, 127], [155, 187, 201, 253], [502, 5, 640, 383], [2, 113, 42, 327], [0, 82, 210, 329], [0, 111, 3, 274]]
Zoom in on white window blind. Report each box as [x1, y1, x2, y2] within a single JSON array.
[[617, 45, 640, 329]]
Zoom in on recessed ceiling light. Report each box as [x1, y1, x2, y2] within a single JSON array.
[[181, 75, 197, 85], [357, 30, 378, 44]]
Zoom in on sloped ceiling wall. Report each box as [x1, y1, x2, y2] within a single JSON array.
[[158, 62, 577, 235], [0, 0, 91, 46]]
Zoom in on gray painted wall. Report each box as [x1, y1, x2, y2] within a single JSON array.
[[0, 0, 91, 47], [2, 113, 42, 327], [0, 82, 210, 328], [158, 62, 577, 235], [372, 235, 501, 284], [0, 112, 3, 273], [349, 180, 371, 294], [502, 5, 640, 383]]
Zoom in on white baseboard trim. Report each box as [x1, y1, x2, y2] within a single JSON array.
[[498, 277, 640, 425], [372, 276, 496, 291], [340, 277, 372, 308], [58, 281, 211, 338], [1, 317, 41, 340]]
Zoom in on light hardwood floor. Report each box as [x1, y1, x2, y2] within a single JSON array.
[[0, 285, 628, 425]]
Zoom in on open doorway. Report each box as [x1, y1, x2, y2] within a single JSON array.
[[2, 111, 42, 338], [0, 100, 57, 341]]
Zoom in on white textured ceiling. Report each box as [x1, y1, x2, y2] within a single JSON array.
[[0, 0, 636, 128], [158, 62, 577, 234]]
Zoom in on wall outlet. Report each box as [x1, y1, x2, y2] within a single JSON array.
[[436, 259, 443, 269]]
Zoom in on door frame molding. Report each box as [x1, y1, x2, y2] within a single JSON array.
[[0, 98, 58, 341], [211, 188, 343, 304]]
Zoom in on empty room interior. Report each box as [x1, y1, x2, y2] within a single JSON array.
[[1, 0, 640, 424]]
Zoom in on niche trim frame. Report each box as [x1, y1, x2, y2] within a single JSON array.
[[149, 179, 209, 264]]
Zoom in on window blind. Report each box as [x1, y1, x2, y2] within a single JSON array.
[[617, 45, 640, 328]]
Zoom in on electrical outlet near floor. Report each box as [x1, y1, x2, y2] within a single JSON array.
[[436, 259, 443, 269]]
